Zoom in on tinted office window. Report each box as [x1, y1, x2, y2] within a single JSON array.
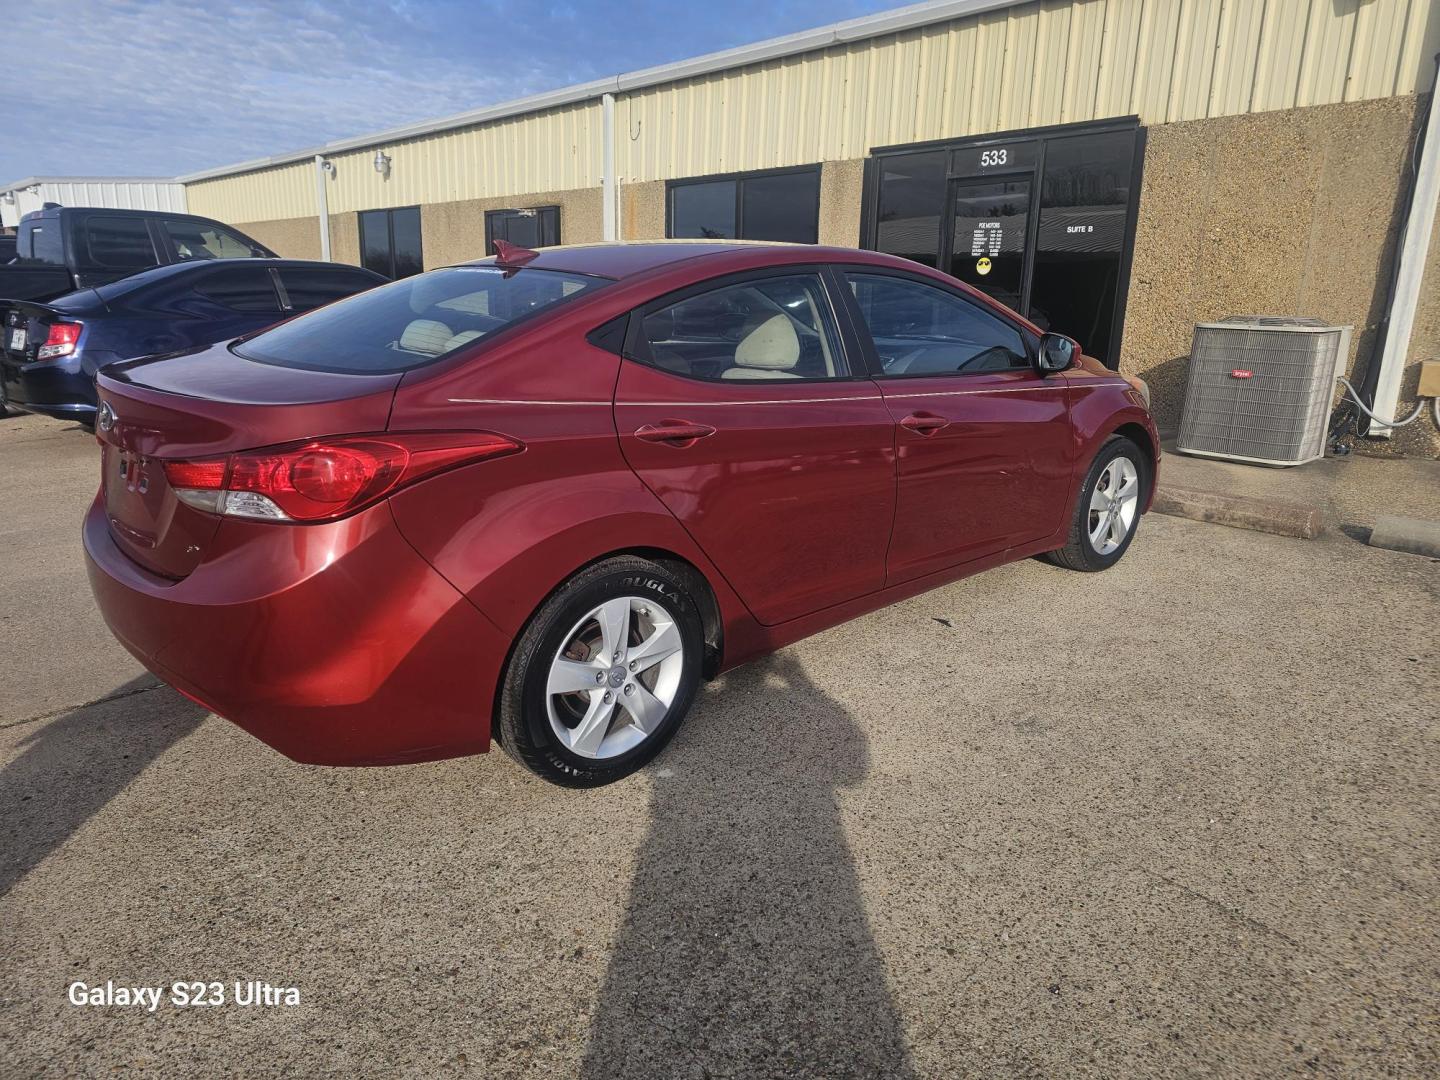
[[847, 273, 1028, 375], [670, 180, 736, 239], [640, 273, 845, 381], [669, 167, 820, 244], [740, 170, 820, 243], [486, 207, 560, 253], [163, 220, 256, 261], [873, 151, 947, 267], [196, 266, 279, 312], [85, 216, 155, 269], [277, 268, 379, 309], [359, 206, 423, 280], [1029, 129, 1136, 366], [391, 206, 423, 278]]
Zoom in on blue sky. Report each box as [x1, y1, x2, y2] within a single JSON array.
[[4, 0, 906, 181]]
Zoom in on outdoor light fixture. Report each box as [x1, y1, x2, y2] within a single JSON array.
[[373, 150, 391, 179], [318, 158, 336, 177]]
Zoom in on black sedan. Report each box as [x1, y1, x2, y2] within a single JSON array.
[[0, 259, 387, 423]]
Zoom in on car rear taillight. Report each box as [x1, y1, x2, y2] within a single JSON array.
[[37, 322, 82, 360], [162, 432, 523, 522]]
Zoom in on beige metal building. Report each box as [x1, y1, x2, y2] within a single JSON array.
[[180, 0, 1440, 454]]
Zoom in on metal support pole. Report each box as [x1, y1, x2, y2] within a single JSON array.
[[1370, 59, 1440, 436], [602, 93, 618, 241], [314, 154, 332, 262]]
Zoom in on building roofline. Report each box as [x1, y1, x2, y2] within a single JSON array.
[[176, 0, 1017, 184], [1, 175, 181, 191]]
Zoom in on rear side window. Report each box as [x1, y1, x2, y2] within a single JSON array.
[[18, 219, 64, 264], [235, 266, 607, 373], [639, 273, 847, 381], [163, 220, 257, 261], [277, 268, 380, 310], [196, 266, 280, 312], [84, 216, 156, 269]]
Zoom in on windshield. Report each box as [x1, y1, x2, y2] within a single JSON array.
[[233, 265, 608, 373]]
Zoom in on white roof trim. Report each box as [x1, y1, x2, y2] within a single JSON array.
[[177, 0, 1018, 184], [1, 175, 180, 191]]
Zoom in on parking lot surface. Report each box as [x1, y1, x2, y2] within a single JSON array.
[[1, 411, 1436, 1078]]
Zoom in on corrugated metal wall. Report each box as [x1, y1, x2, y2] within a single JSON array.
[[617, 0, 1437, 180], [187, 102, 601, 223], [185, 0, 1437, 220], [2, 180, 186, 227]]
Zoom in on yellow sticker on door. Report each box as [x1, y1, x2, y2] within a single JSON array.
[[976, 257, 993, 276]]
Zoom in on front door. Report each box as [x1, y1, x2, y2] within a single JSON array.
[[839, 269, 1073, 584], [946, 176, 1031, 313], [614, 269, 896, 626]]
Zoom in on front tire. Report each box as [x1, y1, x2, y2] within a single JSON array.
[[496, 556, 704, 787], [1045, 436, 1147, 572]]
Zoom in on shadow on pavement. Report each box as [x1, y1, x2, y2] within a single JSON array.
[[0, 676, 207, 897], [581, 653, 915, 1079]]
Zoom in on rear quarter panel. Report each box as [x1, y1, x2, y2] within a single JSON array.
[[384, 315, 752, 640]]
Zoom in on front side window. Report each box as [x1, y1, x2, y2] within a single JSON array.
[[164, 220, 257, 261], [846, 272, 1030, 376], [668, 167, 820, 244], [235, 265, 606, 374], [359, 206, 423, 280], [84, 216, 155, 269], [639, 273, 846, 381], [196, 266, 280, 312]]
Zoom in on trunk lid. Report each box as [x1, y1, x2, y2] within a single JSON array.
[[96, 342, 402, 579], [0, 297, 96, 365]]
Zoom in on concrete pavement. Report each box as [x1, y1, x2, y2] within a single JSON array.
[[1, 412, 1437, 1078]]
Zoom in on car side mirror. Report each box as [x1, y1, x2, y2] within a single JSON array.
[[1036, 333, 1077, 374]]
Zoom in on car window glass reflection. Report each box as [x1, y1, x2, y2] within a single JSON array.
[[641, 274, 846, 381]]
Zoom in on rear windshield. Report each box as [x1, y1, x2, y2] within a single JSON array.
[[233, 265, 607, 373]]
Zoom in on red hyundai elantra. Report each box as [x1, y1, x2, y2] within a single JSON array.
[[85, 241, 1157, 786]]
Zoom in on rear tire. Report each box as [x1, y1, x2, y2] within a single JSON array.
[[1045, 436, 1147, 572], [496, 556, 704, 787]]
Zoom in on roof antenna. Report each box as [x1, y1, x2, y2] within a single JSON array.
[[492, 239, 539, 269]]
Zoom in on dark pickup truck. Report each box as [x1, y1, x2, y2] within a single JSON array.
[[0, 206, 277, 304]]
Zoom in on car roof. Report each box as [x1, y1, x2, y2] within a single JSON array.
[[117, 258, 380, 285], [455, 240, 903, 280]]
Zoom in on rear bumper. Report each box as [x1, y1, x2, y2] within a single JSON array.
[[1, 353, 96, 419], [83, 495, 509, 765]]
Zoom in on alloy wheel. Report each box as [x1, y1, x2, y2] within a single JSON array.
[[545, 595, 685, 760], [1087, 456, 1139, 555]]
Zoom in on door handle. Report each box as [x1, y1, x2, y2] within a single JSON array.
[[900, 412, 949, 436], [634, 420, 717, 446]]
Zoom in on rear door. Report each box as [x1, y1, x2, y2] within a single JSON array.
[[614, 267, 895, 626], [840, 269, 1073, 584]]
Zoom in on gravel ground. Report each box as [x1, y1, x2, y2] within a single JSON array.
[[1, 411, 1436, 1078]]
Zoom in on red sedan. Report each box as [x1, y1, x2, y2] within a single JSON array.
[[85, 242, 1157, 786]]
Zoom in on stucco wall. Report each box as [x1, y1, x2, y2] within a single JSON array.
[[234, 216, 323, 261], [421, 186, 602, 268], [818, 160, 865, 248], [1121, 94, 1438, 457], [621, 181, 666, 240]]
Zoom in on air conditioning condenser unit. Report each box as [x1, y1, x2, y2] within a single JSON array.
[[1177, 316, 1352, 467]]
